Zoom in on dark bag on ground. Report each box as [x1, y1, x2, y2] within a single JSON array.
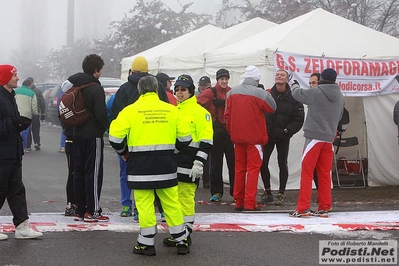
[[59, 82, 96, 127]]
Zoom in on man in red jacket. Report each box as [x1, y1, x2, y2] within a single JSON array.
[[197, 69, 235, 202], [225, 66, 276, 211]]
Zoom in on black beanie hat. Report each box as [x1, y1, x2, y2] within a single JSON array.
[[320, 68, 337, 83], [216, 69, 230, 80]]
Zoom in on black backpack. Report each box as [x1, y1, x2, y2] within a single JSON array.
[[335, 107, 350, 153], [337, 107, 350, 133]]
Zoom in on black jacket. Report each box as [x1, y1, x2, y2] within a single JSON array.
[[266, 84, 304, 140], [31, 86, 45, 115], [111, 72, 168, 121], [67, 73, 109, 138], [0, 86, 23, 164]]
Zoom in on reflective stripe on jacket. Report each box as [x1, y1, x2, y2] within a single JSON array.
[[176, 96, 213, 183], [109, 92, 191, 189]]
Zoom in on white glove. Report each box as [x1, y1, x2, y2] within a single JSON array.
[[189, 160, 203, 182]]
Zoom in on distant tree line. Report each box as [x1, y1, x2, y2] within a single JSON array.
[[13, 0, 399, 82]]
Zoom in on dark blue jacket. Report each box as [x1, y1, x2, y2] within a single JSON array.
[[0, 86, 23, 164], [110, 72, 168, 121]]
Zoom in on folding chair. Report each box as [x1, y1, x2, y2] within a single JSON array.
[[333, 136, 366, 188]]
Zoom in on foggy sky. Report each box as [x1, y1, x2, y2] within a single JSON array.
[[0, 0, 232, 64]]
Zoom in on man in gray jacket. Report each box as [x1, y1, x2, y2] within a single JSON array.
[[289, 68, 344, 218]]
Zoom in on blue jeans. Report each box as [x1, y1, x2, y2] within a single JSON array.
[[119, 155, 132, 208], [20, 126, 30, 149]]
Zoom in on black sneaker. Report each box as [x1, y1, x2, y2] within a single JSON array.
[[176, 239, 190, 255], [258, 191, 273, 204], [34, 144, 40, 151], [64, 203, 76, 216], [163, 235, 192, 247], [133, 245, 156, 256]]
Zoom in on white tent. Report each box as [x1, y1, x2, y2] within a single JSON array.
[[120, 24, 223, 82], [120, 9, 399, 188], [206, 8, 399, 188], [206, 8, 399, 86], [120, 17, 277, 83]]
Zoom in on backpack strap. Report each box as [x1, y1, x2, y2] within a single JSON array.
[[211, 87, 219, 121]]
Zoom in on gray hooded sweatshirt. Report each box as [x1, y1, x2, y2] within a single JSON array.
[[291, 83, 344, 143]]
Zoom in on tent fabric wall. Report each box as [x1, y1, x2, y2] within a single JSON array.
[[364, 94, 399, 186]]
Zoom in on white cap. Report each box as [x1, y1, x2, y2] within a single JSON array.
[[245, 65, 261, 81]]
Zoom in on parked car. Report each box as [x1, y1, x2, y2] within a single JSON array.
[[46, 77, 121, 124], [35, 83, 59, 93]]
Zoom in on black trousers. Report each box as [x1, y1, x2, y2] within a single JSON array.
[[202, 155, 210, 187], [27, 115, 41, 148], [260, 138, 290, 193], [0, 162, 29, 226], [65, 139, 75, 205], [73, 135, 104, 215], [209, 128, 235, 197]]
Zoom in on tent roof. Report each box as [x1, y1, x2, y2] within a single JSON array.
[[206, 8, 399, 67], [120, 24, 222, 71], [120, 17, 277, 73], [218, 17, 277, 47]]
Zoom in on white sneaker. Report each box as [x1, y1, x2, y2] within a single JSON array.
[[0, 233, 8, 240], [15, 220, 43, 239]]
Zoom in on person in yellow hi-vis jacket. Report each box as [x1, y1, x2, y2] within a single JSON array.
[[109, 76, 192, 256], [163, 75, 213, 247]]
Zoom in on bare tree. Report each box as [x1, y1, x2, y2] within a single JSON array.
[[216, 0, 399, 37], [47, 0, 212, 80]]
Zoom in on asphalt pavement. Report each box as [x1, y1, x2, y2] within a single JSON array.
[[0, 122, 398, 266]]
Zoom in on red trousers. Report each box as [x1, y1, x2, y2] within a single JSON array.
[[297, 140, 333, 212], [233, 143, 263, 210]]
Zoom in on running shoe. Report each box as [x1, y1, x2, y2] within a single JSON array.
[[275, 193, 285, 206], [311, 210, 329, 218], [210, 193, 222, 202], [120, 206, 132, 217], [83, 212, 109, 222], [289, 209, 312, 218]]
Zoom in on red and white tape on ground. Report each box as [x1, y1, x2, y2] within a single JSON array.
[[0, 211, 398, 233]]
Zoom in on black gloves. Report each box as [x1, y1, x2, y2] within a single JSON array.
[[40, 114, 45, 121], [12, 116, 31, 131]]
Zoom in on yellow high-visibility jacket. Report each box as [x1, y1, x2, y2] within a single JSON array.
[[176, 96, 213, 183], [109, 92, 192, 189]]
